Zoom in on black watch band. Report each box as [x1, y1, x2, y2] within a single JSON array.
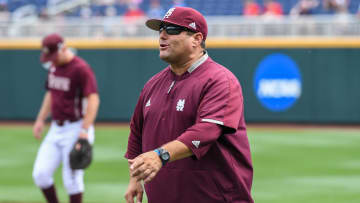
[[154, 148, 170, 166]]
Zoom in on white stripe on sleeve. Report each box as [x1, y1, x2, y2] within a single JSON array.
[[201, 118, 224, 125]]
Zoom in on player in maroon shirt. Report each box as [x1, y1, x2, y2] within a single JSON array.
[[125, 7, 254, 203], [32, 33, 100, 203]]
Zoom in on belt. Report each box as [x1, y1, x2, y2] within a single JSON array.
[[54, 119, 79, 126]]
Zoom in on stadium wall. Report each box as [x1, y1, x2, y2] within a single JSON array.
[[1, 38, 359, 123]]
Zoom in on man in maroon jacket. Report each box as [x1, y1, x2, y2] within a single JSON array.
[[125, 7, 254, 203]]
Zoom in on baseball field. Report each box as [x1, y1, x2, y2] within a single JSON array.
[[1, 123, 360, 203]]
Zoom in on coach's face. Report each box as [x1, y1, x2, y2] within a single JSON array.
[[158, 24, 196, 64]]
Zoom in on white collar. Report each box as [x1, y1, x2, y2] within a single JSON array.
[[187, 51, 208, 73]]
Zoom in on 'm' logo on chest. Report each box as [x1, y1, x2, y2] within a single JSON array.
[[48, 74, 70, 91], [176, 99, 185, 111]]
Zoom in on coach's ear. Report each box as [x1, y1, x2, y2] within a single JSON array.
[[192, 32, 203, 48]]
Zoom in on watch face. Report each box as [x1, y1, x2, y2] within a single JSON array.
[[161, 152, 170, 161]]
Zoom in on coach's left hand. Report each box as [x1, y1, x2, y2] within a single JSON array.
[[129, 151, 162, 184]]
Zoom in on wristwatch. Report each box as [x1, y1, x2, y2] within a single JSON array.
[[154, 148, 170, 166]]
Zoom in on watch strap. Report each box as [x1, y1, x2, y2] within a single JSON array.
[[154, 148, 161, 156], [154, 148, 170, 166]]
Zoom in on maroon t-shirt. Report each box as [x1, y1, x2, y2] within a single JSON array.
[[125, 55, 253, 203], [46, 56, 98, 121]]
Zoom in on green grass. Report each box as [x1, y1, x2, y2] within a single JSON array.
[[0, 125, 360, 203], [0, 125, 130, 203]]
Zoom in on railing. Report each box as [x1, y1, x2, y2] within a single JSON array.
[[1, 14, 360, 38]]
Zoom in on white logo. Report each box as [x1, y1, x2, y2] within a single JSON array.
[[176, 99, 185, 111], [189, 22, 196, 29], [164, 7, 176, 19], [145, 98, 151, 107], [48, 74, 70, 91], [192, 140, 200, 148], [257, 79, 301, 98]]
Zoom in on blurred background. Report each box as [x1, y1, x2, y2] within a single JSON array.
[[0, 0, 360, 123], [0, 0, 360, 203], [0, 0, 360, 38]]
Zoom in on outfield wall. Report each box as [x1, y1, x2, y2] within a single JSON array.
[[1, 38, 360, 123]]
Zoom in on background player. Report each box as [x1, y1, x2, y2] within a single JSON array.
[[124, 7, 253, 203], [32, 33, 100, 203]]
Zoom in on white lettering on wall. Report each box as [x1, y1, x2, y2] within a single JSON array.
[[257, 79, 301, 98]]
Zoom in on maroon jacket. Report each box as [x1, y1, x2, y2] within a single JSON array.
[[125, 54, 253, 203]]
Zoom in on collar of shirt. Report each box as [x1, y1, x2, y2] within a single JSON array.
[[187, 51, 209, 73], [169, 51, 209, 81]]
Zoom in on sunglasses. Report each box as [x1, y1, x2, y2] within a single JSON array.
[[159, 24, 196, 35]]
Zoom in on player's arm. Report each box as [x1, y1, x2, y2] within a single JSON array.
[[33, 91, 51, 139], [79, 93, 100, 139]]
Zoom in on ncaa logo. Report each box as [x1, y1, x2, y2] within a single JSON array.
[[254, 53, 302, 112]]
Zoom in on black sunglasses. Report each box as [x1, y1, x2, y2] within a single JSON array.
[[159, 24, 196, 35]]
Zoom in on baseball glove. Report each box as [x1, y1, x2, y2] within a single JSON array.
[[70, 138, 92, 170]]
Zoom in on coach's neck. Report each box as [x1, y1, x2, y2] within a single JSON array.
[[170, 49, 204, 76]]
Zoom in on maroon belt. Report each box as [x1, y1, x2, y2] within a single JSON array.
[[54, 119, 79, 126]]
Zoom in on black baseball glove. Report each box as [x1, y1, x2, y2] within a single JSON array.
[[70, 138, 93, 170]]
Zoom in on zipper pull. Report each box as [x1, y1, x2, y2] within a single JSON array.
[[167, 80, 175, 94]]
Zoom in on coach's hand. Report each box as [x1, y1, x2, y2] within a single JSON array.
[[33, 120, 45, 140], [129, 151, 162, 184], [124, 177, 144, 203]]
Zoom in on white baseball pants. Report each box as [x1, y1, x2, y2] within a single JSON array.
[[32, 120, 95, 195]]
